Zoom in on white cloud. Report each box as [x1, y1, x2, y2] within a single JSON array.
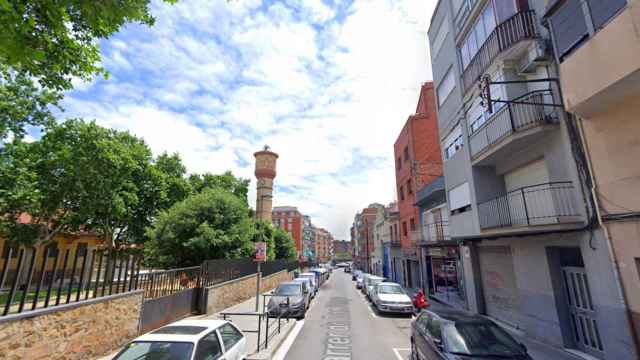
[[62, 0, 439, 240]]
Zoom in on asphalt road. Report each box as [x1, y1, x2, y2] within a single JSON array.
[[283, 269, 413, 360]]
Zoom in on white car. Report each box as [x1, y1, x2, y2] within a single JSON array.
[[299, 272, 318, 295], [371, 282, 414, 315], [112, 319, 247, 360], [293, 277, 315, 299]]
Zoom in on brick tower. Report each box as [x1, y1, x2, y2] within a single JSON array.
[[254, 145, 278, 222]]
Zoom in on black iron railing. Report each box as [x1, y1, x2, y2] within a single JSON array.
[[462, 10, 538, 92], [478, 182, 580, 229], [469, 89, 558, 158], [0, 247, 142, 317], [411, 221, 450, 244]]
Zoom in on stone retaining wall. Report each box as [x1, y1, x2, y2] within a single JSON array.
[[0, 291, 143, 360], [205, 270, 292, 314]]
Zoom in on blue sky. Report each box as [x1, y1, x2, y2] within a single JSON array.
[[61, 0, 437, 240]]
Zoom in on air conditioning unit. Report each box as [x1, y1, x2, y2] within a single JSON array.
[[518, 40, 552, 75]]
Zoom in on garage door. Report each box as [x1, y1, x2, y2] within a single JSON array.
[[478, 246, 521, 327]]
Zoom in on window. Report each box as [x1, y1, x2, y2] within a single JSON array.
[[449, 182, 471, 213], [460, 3, 497, 69], [443, 125, 463, 160], [430, 18, 449, 58], [468, 73, 505, 133], [402, 222, 408, 237], [407, 179, 413, 194], [389, 226, 393, 241], [416, 313, 430, 333], [397, 157, 402, 170], [404, 146, 410, 162], [194, 331, 222, 360], [410, 218, 416, 231], [428, 317, 442, 341], [437, 68, 455, 106], [218, 323, 243, 351], [399, 186, 405, 201]]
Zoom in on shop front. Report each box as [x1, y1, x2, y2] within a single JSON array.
[[424, 245, 466, 309]]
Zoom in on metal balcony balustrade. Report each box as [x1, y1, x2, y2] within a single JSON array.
[[469, 89, 557, 158], [478, 182, 580, 230], [462, 10, 538, 92], [410, 221, 450, 244]]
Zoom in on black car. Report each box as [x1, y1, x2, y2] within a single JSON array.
[[267, 282, 309, 319], [411, 309, 532, 360]]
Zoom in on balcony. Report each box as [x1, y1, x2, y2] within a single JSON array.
[[410, 221, 451, 245], [462, 10, 538, 93], [469, 90, 558, 161], [478, 182, 581, 230]]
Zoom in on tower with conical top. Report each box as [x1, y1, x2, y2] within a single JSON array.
[[254, 145, 278, 222]]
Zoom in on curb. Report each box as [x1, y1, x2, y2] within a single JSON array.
[[246, 319, 298, 360]]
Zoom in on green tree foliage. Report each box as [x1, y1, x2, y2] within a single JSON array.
[[0, 64, 62, 140], [188, 171, 250, 204], [252, 220, 276, 261], [0, 120, 162, 247], [154, 152, 191, 209], [0, 0, 175, 91], [273, 226, 297, 260], [144, 189, 255, 268]]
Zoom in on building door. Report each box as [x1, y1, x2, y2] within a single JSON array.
[[478, 246, 521, 327], [562, 267, 604, 357]]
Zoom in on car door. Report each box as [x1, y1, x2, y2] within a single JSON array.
[[424, 317, 446, 359], [413, 313, 431, 359], [218, 322, 246, 360], [193, 330, 223, 360]]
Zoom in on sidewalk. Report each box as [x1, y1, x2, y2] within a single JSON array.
[[97, 291, 296, 360]]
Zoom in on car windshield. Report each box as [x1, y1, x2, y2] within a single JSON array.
[[376, 284, 404, 294], [370, 278, 384, 286], [114, 341, 193, 360], [442, 322, 525, 357], [275, 284, 301, 296]]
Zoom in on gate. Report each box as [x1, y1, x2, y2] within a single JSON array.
[[562, 267, 603, 357]]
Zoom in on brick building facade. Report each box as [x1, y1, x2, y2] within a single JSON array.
[[272, 206, 303, 258]]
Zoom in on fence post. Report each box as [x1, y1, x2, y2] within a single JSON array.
[[18, 249, 38, 313], [522, 188, 530, 226], [257, 314, 262, 353], [33, 248, 50, 310], [3, 248, 25, 316]]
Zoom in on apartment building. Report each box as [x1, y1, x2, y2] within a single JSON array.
[[393, 82, 442, 289], [351, 204, 383, 272], [428, 0, 637, 358], [372, 203, 399, 279], [272, 206, 303, 258], [302, 215, 315, 262], [543, 0, 640, 350]]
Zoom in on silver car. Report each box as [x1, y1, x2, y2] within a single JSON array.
[[371, 282, 413, 315], [364, 276, 385, 300], [299, 272, 318, 295], [267, 282, 309, 319], [293, 277, 315, 299]]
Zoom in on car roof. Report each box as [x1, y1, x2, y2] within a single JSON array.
[[134, 319, 229, 343], [293, 277, 310, 282], [425, 308, 489, 323], [278, 281, 301, 286], [377, 282, 401, 286], [300, 272, 315, 276], [368, 276, 385, 280]]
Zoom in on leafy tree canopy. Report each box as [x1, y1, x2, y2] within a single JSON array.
[[273, 226, 297, 260], [144, 188, 255, 268], [188, 171, 250, 204]]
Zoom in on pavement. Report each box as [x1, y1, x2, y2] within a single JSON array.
[[276, 269, 586, 360]]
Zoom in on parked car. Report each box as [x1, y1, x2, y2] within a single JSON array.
[[113, 319, 247, 360], [352, 269, 362, 281], [298, 272, 318, 296], [364, 275, 385, 300], [356, 273, 367, 289], [411, 309, 531, 360], [267, 281, 310, 319], [360, 274, 374, 294], [293, 277, 315, 299], [370, 282, 413, 315]]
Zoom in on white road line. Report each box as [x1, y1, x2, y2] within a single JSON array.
[[359, 293, 377, 318], [272, 320, 305, 360], [393, 347, 411, 360]]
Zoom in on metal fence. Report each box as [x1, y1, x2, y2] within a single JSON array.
[[0, 247, 141, 317], [0, 247, 299, 318]]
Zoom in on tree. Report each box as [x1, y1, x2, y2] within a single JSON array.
[[154, 152, 192, 209], [0, 0, 175, 92], [188, 172, 250, 204], [0, 119, 160, 248], [0, 64, 62, 140], [144, 189, 255, 268], [252, 220, 276, 261], [273, 227, 297, 260]]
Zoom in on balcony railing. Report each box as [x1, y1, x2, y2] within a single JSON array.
[[462, 10, 538, 92], [410, 221, 450, 244], [478, 182, 580, 229], [469, 89, 557, 158]]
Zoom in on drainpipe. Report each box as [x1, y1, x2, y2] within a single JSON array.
[[575, 116, 640, 353]]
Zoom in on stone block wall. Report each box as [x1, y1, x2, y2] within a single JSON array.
[[205, 270, 292, 314], [0, 291, 143, 360]]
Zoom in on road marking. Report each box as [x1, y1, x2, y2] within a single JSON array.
[[272, 320, 305, 360], [359, 292, 377, 318], [393, 347, 411, 360]]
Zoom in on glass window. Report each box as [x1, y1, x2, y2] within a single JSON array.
[[437, 68, 456, 106], [460, 42, 470, 68], [407, 179, 413, 194], [274, 283, 302, 296], [404, 146, 410, 161], [443, 125, 463, 160], [417, 313, 430, 332], [194, 332, 223, 360], [482, 4, 497, 35], [442, 321, 526, 357], [399, 186, 405, 201], [377, 284, 405, 294], [428, 318, 442, 341], [431, 18, 449, 58], [410, 218, 416, 231], [114, 341, 194, 360], [218, 323, 243, 352]]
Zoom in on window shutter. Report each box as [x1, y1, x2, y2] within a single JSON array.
[[449, 182, 471, 211]]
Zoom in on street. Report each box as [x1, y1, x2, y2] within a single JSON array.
[[282, 269, 413, 360]]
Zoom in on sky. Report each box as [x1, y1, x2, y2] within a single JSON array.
[[61, 0, 438, 240]]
